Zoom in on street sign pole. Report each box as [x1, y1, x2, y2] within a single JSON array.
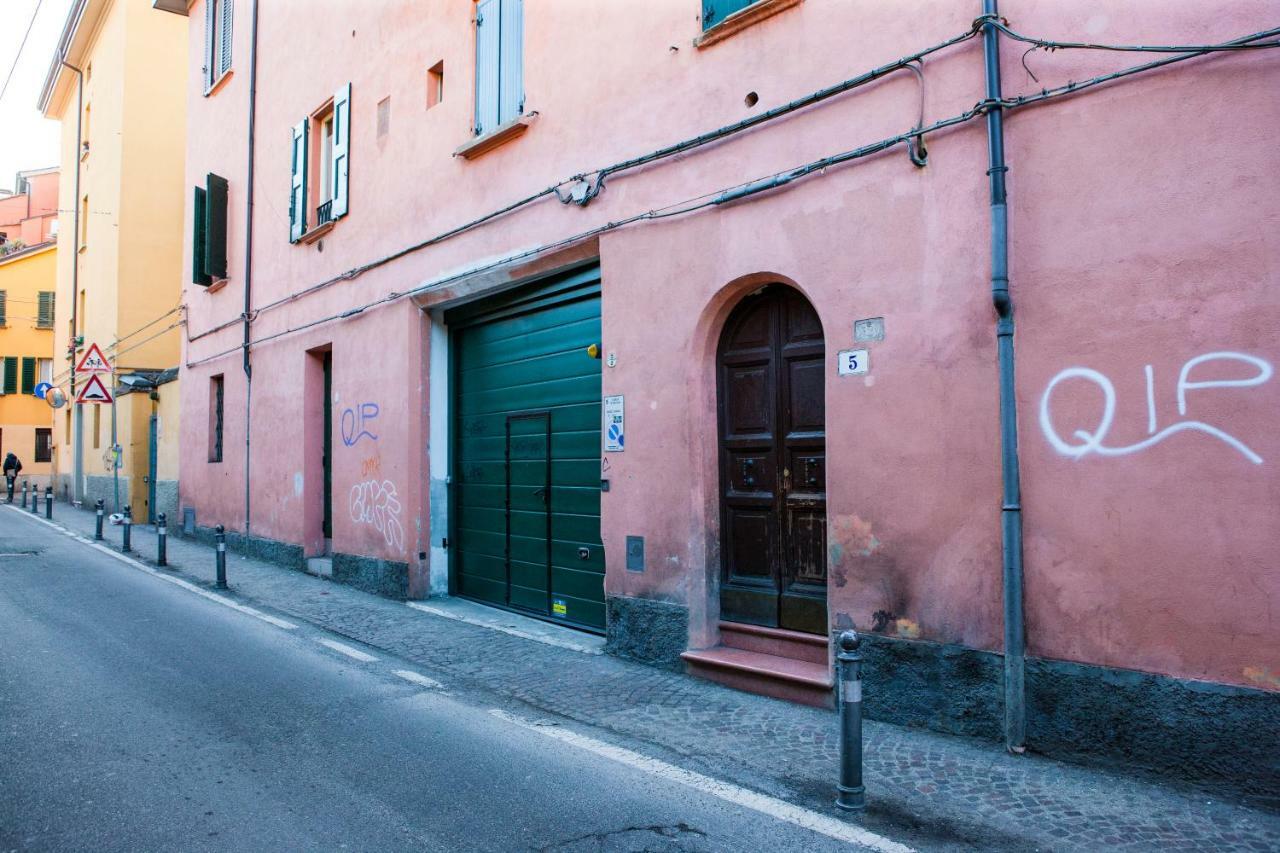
[[72, 343, 115, 508]]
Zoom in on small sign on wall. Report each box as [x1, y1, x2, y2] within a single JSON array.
[[603, 395, 625, 451], [837, 349, 869, 376]]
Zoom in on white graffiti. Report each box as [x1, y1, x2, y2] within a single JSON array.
[[349, 479, 405, 552], [1039, 351, 1272, 464]]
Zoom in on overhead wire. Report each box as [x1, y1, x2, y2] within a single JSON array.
[[0, 0, 43, 103]]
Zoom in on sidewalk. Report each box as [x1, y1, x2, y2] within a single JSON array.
[[17, 500, 1280, 852]]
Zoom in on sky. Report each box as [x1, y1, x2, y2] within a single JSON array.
[[0, 0, 75, 191]]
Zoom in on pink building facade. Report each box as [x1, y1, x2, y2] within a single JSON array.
[[169, 0, 1278, 793], [0, 169, 59, 250]]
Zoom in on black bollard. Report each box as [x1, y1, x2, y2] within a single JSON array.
[[44, 486, 53, 520], [95, 499, 105, 540], [122, 505, 132, 553], [214, 525, 227, 589], [31, 483, 39, 514], [20, 479, 28, 508], [156, 513, 167, 567], [835, 630, 865, 811]]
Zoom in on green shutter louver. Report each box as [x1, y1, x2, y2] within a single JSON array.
[[3, 357, 17, 395], [20, 358, 35, 395], [289, 119, 309, 243], [193, 186, 211, 285], [330, 84, 351, 219], [36, 292, 54, 328], [0, 291, 7, 326], [205, 173, 228, 279]]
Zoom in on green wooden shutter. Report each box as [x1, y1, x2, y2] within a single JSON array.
[[36, 292, 54, 328], [20, 358, 35, 395], [289, 119, 308, 242], [702, 0, 755, 30], [3, 357, 17, 395], [0, 291, 7, 326], [193, 186, 211, 285], [205, 173, 228, 278], [331, 83, 351, 219]]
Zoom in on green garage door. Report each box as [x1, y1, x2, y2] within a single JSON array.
[[447, 266, 605, 632]]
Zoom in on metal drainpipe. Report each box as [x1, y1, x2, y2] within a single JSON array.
[[242, 0, 260, 534], [981, 0, 1026, 753], [62, 60, 85, 505]]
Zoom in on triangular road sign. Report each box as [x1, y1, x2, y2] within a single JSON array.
[[75, 342, 112, 374], [76, 373, 113, 405]]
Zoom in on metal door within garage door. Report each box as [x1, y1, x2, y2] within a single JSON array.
[[447, 266, 606, 632]]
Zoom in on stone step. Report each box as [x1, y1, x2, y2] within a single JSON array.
[[681, 646, 833, 708], [718, 620, 829, 665], [305, 557, 333, 578]]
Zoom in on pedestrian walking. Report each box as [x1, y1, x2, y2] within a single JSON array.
[[3, 453, 22, 503]]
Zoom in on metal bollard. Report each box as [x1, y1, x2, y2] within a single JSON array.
[[835, 630, 866, 811], [156, 513, 167, 567], [31, 483, 39, 514], [95, 499, 105, 540], [44, 486, 53, 520], [122, 505, 132, 552], [214, 525, 227, 589], [20, 480, 28, 508]]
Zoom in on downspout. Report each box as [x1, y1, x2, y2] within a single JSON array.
[[62, 59, 85, 506], [981, 0, 1026, 752], [242, 0, 260, 533]]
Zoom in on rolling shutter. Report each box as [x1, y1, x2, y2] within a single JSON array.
[[498, 0, 524, 123], [205, 173, 228, 279], [20, 358, 35, 395], [193, 186, 211, 285], [289, 119, 309, 243], [331, 83, 351, 219], [474, 0, 500, 135], [37, 292, 54, 328]]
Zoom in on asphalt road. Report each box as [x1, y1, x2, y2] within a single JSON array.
[[0, 508, 885, 853]]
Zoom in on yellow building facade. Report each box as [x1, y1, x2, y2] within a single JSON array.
[[0, 242, 57, 489], [40, 0, 187, 521]]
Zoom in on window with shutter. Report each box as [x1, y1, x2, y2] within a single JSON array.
[[36, 292, 54, 328], [702, 0, 758, 30], [204, 0, 233, 93], [218, 0, 233, 77], [289, 120, 309, 242], [3, 357, 18, 394], [330, 84, 351, 219], [0, 291, 7, 326], [205, 174, 229, 278], [193, 186, 211, 285], [473, 0, 522, 136], [20, 358, 35, 395]]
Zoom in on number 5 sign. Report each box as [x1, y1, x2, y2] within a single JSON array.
[[837, 349, 869, 376]]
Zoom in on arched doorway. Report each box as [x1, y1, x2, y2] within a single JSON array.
[[716, 284, 827, 635]]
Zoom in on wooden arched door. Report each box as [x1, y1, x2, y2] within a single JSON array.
[[716, 285, 827, 635]]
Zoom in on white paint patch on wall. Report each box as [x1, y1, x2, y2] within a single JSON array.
[[294, 472, 304, 497]]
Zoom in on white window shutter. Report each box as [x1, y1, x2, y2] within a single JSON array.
[[289, 119, 308, 243], [219, 0, 233, 76], [498, 0, 524, 124], [204, 0, 215, 91], [474, 0, 500, 135], [331, 83, 351, 219]]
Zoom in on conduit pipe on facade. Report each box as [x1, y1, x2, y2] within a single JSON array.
[[62, 59, 85, 505], [242, 0, 260, 533], [980, 1, 1026, 753]]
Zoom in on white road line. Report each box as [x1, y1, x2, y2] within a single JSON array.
[[393, 669, 444, 689], [489, 710, 914, 853], [2, 505, 298, 631], [318, 639, 379, 662], [405, 601, 603, 655]]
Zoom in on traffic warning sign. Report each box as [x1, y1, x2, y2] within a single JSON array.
[[76, 373, 113, 405], [75, 342, 112, 374]]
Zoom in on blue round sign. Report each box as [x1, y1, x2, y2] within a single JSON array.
[[34, 382, 53, 400]]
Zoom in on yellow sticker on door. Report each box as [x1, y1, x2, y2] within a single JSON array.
[[552, 598, 568, 617]]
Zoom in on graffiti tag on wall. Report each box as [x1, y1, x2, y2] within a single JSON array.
[[350, 478, 404, 553], [1039, 352, 1272, 464], [341, 403, 380, 446]]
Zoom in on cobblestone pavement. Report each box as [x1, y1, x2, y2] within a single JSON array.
[[21, 501, 1280, 852]]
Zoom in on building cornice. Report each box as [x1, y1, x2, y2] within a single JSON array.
[[38, 0, 111, 117]]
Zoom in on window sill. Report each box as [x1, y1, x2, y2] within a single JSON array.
[[205, 278, 227, 293], [204, 69, 233, 98], [454, 113, 538, 160], [695, 0, 803, 49], [299, 219, 335, 245]]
